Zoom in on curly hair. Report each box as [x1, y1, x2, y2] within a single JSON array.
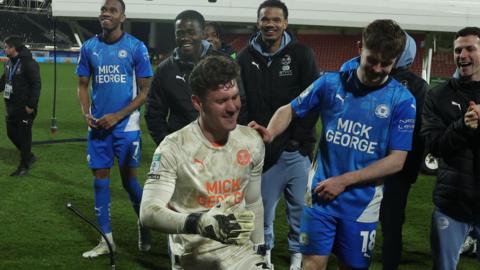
[[362, 19, 405, 61], [257, 0, 288, 19], [189, 55, 240, 99]]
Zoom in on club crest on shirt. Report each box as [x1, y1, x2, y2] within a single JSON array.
[[279, 54, 292, 77], [118, 49, 128, 58], [375, 104, 390, 118], [236, 149, 250, 166]]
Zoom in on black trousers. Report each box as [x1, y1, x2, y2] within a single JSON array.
[[6, 116, 34, 167], [380, 174, 413, 270]]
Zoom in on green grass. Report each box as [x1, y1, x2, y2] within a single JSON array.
[[0, 63, 478, 269]]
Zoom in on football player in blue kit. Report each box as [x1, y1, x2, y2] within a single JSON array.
[[76, 0, 153, 258], [249, 19, 416, 270]]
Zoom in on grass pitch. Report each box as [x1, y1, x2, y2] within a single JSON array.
[[0, 63, 478, 269]]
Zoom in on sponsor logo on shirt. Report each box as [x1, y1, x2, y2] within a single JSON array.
[[197, 178, 244, 208], [95, 65, 127, 84], [325, 118, 378, 154], [398, 118, 415, 132]]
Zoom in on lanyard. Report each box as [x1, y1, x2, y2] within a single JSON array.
[[7, 59, 21, 82]]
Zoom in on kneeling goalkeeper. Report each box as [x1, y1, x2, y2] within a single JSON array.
[[140, 55, 268, 270]]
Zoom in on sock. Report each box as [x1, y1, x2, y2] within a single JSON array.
[[94, 178, 111, 234], [290, 252, 302, 268], [123, 176, 143, 216]]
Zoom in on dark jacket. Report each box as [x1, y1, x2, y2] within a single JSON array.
[[145, 42, 247, 145], [237, 32, 319, 171], [421, 78, 480, 223], [0, 46, 41, 120], [390, 67, 428, 182]]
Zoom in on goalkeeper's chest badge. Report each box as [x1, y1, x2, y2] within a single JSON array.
[[300, 233, 309, 246], [236, 149, 250, 167]]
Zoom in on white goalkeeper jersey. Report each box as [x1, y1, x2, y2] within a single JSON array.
[[145, 121, 265, 268]]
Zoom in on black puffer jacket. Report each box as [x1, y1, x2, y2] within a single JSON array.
[[237, 32, 319, 171], [0, 46, 41, 120], [421, 78, 480, 223]]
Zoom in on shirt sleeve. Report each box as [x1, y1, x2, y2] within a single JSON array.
[[76, 44, 91, 77], [244, 132, 265, 245], [133, 42, 153, 78], [140, 138, 189, 234], [388, 95, 416, 151], [291, 76, 325, 118]]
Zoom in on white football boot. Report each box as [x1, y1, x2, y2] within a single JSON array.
[[82, 233, 115, 258]]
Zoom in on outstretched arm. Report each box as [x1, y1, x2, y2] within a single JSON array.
[[248, 104, 295, 144]]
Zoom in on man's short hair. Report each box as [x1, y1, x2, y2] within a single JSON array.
[[175, 10, 205, 29], [205, 21, 224, 41], [116, 0, 125, 13], [189, 55, 240, 99], [4, 35, 24, 52], [362, 19, 405, 61], [455, 27, 480, 39], [257, 0, 288, 20]]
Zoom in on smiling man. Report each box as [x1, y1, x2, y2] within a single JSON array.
[[249, 19, 415, 270], [76, 0, 153, 258], [145, 10, 247, 146], [237, 1, 320, 269], [141, 55, 268, 269], [421, 27, 480, 270]]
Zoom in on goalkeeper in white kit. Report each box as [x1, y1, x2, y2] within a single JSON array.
[[140, 55, 269, 269]]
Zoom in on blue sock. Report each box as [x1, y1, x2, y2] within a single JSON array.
[[94, 178, 111, 234], [123, 176, 143, 216]]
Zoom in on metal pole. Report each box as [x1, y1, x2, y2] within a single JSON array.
[[51, 16, 58, 133]]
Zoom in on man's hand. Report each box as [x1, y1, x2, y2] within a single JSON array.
[[248, 121, 272, 143], [465, 101, 480, 130], [84, 114, 98, 128], [195, 197, 255, 245], [96, 113, 121, 129], [25, 106, 34, 114], [314, 176, 348, 201]]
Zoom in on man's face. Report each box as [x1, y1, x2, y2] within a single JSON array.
[[204, 25, 221, 50], [4, 43, 17, 58], [358, 48, 396, 87], [257, 7, 288, 45], [175, 19, 203, 57], [193, 80, 241, 134], [454, 35, 480, 81], [98, 0, 125, 32]]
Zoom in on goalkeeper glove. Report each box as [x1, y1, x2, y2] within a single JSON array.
[[185, 196, 255, 245]]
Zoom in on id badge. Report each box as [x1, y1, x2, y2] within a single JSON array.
[[4, 83, 12, 99]]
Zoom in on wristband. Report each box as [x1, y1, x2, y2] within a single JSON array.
[[184, 213, 202, 234]]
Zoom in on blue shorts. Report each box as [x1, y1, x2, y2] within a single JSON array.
[[87, 129, 141, 169], [299, 207, 377, 269]]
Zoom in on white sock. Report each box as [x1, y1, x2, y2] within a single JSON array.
[[290, 252, 302, 268]]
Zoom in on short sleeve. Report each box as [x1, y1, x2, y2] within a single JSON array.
[[76, 45, 91, 77], [133, 42, 153, 78], [389, 96, 416, 151]]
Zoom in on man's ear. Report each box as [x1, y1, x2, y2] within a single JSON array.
[[120, 13, 126, 23], [192, 95, 202, 112]]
